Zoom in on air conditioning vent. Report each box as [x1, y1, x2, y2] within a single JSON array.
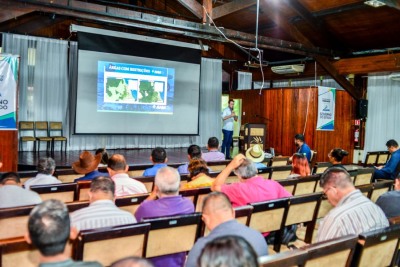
[[389, 73, 400, 81], [271, 64, 305, 74]]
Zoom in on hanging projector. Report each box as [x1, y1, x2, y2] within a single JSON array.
[[271, 64, 305, 74]]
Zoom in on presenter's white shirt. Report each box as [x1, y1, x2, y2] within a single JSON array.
[[221, 107, 234, 131]]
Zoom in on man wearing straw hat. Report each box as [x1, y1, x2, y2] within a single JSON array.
[[246, 144, 268, 170], [73, 151, 107, 182]]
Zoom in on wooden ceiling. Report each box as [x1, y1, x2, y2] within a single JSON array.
[[1, 0, 400, 99]]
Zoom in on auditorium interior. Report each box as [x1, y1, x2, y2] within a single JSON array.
[[0, 0, 400, 266]]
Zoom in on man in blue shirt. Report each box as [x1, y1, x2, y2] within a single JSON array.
[[294, 133, 312, 162], [143, 147, 168, 176], [373, 139, 400, 180]]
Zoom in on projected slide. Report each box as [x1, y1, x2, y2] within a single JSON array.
[[97, 61, 175, 114]]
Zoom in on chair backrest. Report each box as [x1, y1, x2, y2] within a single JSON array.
[[76, 181, 92, 201], [257, 168, 273, 180], [270, 165, 293, 180], [133, 176, 155, 193], [258, 248, 308, 267], [34, 121, 49, 136], [225, 172, 240, 184], [364, 152, 378, 167], [207, 160, 231, 172], [316, 195, 333, 219], [0, 237, 40, 267], [356, 184, 373, 198], [305, 235, 358, 267], [115, 193, 149, 214], [277, 178, 297, 195], [19, 121, 35, 136], [234, 205, 253, 226], [73, 223, 150, 266], [285, 193, 322, 244], [312, 162, 332, 174], [66, 201, 90, 212], [377, 151, 390, 165], [55, 168, 85, 183], [353, 168, 374, 186], [348, 170, 358, 183], [293, 175, 320, 196], [0, 205, 35, 239], [370, 180, 394, 203], [309, 150, 318, 169], [179, 188, 199, 206], [30, 183, 77, 203], [249, 198, 289, 233], [142, 213, 202, 258], [48, 121, 64, 136], [269, 156, 290, 167], [195, 187, 212, 212], [351, 224, 400, 267]]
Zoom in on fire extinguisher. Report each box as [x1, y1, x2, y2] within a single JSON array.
[[354, 128, 359, 143]]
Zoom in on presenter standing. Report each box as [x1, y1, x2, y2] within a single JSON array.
[[221, 99, 237, 159]]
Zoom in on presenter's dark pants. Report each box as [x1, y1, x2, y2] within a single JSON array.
[[221, 129, 233, 159]]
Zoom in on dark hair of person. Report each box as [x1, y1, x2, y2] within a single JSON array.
[[202, 191, 232, 213], [320, 167, 351, 188], [188, 158, 209, 178], [188, 145, 202, 159], [96, 148, 110, 165], [330, 148, 349, 162], [28, 199, 70, 256], [108, 154, 127, 171], [37, 157, 56, 175], [0, 172, 21, 184], [386, 139, 399, 148], [151, 147, 167, 163], [197, 235, 259, 267], [90, 176, 115, 197], [294, 134, 305, 142], [228, 99, 234, 103], [207, 137, 219, 149]]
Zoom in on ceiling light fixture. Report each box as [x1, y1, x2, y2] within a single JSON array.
[[364, 0, 386, 8]]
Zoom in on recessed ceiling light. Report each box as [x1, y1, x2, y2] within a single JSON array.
[[364, 0, 386, 7]]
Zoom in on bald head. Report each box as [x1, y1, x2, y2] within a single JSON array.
[[155, 167, 181, 196], [320, 167, 354, 189], [201, 192, 235, 231]]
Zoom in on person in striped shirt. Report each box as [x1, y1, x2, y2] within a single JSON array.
[[70, 176, 136, 231], [316, 167, 389, 242]]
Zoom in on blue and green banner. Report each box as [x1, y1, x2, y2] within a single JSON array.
[[317, 86, 335, 131], [0, 55, 18, 130]]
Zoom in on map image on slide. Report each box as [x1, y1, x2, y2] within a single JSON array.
[[97, 61, 174, 114]]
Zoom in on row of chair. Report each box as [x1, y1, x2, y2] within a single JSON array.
[[260, 222, 400, 267], [19, 121, 67, 152], [364, 150, 390, 167]]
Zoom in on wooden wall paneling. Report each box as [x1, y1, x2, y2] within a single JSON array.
[[0, 131, 18, 172], [263, 89, 284, 154], [229, 90, 263, 125]]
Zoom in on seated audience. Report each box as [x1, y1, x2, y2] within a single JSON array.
[[135, 167, 194, 267], [26, 199, 102, 267], [317, 167, 389, 242], [143, 147, 168, 177], [107, 154, 147, 197], [290, 134, 311, 162], [211, 154, 291, 207], [246, 144, 268, 170], [376, 174, 400, 219], [71, 176, 136, 231], [96, 148, 110, 168], [196, 236, 260, 267], [373, 139, 400, 180], [73, 151, 106, 182], [24, 157, 61, 189], [202, 137, 225, 162], [111, 257, 154, 267], [287, 153, 310, 178], [177, 144, 202, 174], [181, 158, 214, 189], [0, 172, 42, 208], [327, 148, 349, 170], [185, 192, 267, 267]]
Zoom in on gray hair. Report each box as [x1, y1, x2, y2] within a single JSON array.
[[155, 167, 181, 195], [37, 157, 56, 175], [234, 158, 258, 179], [320, 167, 353, 189]]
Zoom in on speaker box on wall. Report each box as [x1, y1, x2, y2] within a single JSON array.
[[356, 99, 368, 119]]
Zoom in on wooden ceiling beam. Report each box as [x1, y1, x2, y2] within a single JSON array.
[[262, 1, 362, 100], [176, 0, 203, 19], [334, 53, 400, 75], [212, 0, 256, 20]]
